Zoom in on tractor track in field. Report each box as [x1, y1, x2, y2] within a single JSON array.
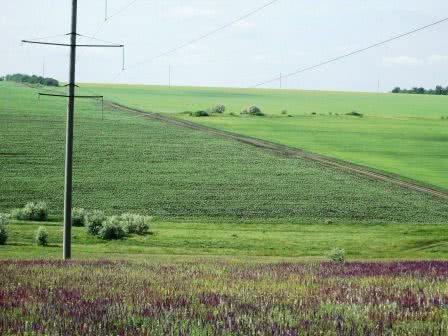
[[108, 101, 448, 201]]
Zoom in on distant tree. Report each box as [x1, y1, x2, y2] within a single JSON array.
[[417, 87, 425, 94], [3, 73, 59, 87], [392, 87, 401, 93], [435, 85, 443, 95]]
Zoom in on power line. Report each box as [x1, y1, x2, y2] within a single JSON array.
[[77, 33, 122, 45], [108, 0, 281, 83], [252, 16, 448, 88], [21, 33, 69, 42], [77, 0, 138, 63], [106, 0, 139, 21]]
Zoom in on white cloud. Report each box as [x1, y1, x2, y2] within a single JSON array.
[[382, 56, 422, 66], [171, 6, 216, 19], [427, 54, 448, 64], [382, 54, 448, 67]]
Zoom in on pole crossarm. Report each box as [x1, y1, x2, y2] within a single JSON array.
[[38, 93, 104, 99], [22, 40, 124, 48]]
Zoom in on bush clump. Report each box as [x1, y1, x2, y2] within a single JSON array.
[[0, 224, 8, 245], [36, 227, 49, 246], [192, 110, 209, 117], [0, 213, 10, 226], [12, 202, 48, 221], [327, 247, 346, 263], [0, 214, 9, 245], [208, 104, 226, 114], [346, 111, 363, 117], [72, 208, 88, 227], [281, 109, 288, 115], [84, 210, 152, 240], [85, 210, 107, 236], [241, 106, 264, 116], [97, 216, 126, 240], [120, 213, 151, 235]]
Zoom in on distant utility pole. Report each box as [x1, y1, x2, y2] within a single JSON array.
[[42, 60, 45, 78], [169, 65, 171, 88], [22, 0, 123, 260], [279, 73, 282, 89]]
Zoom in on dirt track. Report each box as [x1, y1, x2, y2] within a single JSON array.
[[108, 102, 448, 201]]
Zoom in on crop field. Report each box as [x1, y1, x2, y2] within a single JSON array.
[[2, 260, 448, 335], [85, 83, 448, 190], [2, 82, 448, 225]]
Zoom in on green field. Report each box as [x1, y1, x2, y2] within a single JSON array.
[[85, 83, 448, 190], [2, 220, 448, 260], [1, 81, 448, 263], [1, 82, 448, 225]]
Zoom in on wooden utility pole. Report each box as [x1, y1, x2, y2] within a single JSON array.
[[22, 0, 124, 260], [63, 0, 78, 260]]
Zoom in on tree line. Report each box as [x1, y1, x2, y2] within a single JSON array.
[[392, 85, 448, 95], [0, 73, 59, 87]]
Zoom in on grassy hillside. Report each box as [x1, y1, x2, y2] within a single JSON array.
[[2, 220, 448, 260], [85, 83, 448, 189], [86, 83, 448, 118], [1, 82, 448, 224]]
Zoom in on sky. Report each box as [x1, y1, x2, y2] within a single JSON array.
[[1, 0, 448, 92]]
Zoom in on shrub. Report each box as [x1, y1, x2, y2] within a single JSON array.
[[0, 213, 10, 226], [36, 227, 49, 246], [12, 202, 48, 221], [346, 111, 363, 117], [192, 110, 209, 117], [97, 216, 126, 240], [72, 208, 88, 227], [311, 112, 316, 115], [0, 224, 8, 245], [85, 210, 106, 236], [229, 112, 236, 116], [281, 110, 288, 115], [120, 213, 151, 235], [327, 247, 346, 263], [241, 106, 264, 116], [42, 78, 59, 87], [209, 105, 226, 114]]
